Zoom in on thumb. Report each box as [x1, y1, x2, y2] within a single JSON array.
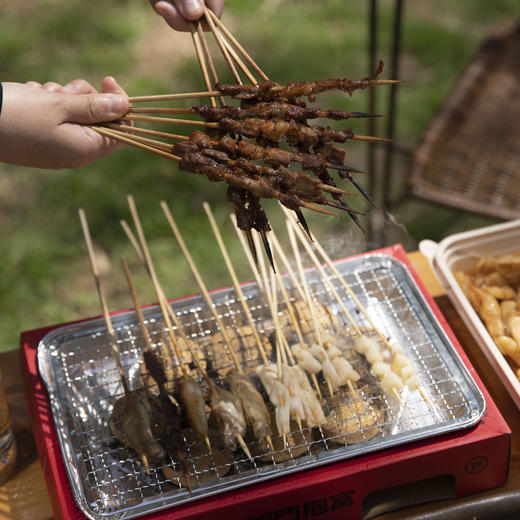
[[61, 92, 129, 124]]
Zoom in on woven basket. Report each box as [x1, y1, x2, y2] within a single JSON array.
[[408, 24, 520, 220]]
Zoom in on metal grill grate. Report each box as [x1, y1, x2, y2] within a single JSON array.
[[38, 254, 484, 520]]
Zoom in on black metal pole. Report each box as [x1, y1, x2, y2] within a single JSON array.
[[366, 0, 378, 244], [382, 0, 404, 211]]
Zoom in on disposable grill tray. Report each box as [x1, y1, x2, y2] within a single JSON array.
[[38, 253, 485, 520]]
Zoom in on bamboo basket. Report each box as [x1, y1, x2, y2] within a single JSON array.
[[408, 24, 520, 220]]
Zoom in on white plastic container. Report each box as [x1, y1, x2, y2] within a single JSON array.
[[420, 219, 520, 410]]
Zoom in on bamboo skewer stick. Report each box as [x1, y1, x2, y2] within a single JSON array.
[[195, 21, 219, 87], [206, 8, 270, 82], [121, 258, 154, 354], [203, 202, 268, 365], [106, 123, 189, 142], [129, 91, 221, 103], [93, 126, 181, 161], [252, 232, 291, 442], [128, 107, 196, 115], [160, 201, 243, 373], [126, 196, 188, 379], [121, 219, 188, 343], [122, 114, 218, 128], [230, 215, 266, 294], [78, 209, 129, 394], [286, 217, 363, 338], [218, 31, 258, 85], [108, 130, 175, 153], [203, 7, 242, 84], [195, 21, 227, 107], [189, 21, 217, 108], [286, 223, 336, 398]]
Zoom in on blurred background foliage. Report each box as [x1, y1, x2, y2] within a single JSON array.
[[0, 0, 518, 352]]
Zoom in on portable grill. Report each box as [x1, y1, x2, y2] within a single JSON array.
[[22, 245, 510, 520]]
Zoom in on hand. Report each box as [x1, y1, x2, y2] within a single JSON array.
[[0, 76, 130, 170], [150, 0, 225, 31]]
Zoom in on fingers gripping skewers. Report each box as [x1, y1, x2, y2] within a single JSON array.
[[78, 210, 165, 474], [90, 16, 397, 256]]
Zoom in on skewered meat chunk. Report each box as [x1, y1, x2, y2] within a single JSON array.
[[216, 64, 389, 102], [194, 102, 375, 123], [178, 375, 209, 444], [354, 335, 384, 364], [219, 117, 354, 147], [310, 343, 340, 390], [286, 364, 326, 428], [227, 187, 271, 234], [256, 363, 291, 437], [110, 389, 166, 468], [209, 387, 246, 452], [228, 370, 272, 441], [290, 343, 322, 373], [332, 357, 360, 387], [371, 362, 404, 395]]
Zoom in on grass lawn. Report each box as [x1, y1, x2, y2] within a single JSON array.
[[0, 0, 518, 353]]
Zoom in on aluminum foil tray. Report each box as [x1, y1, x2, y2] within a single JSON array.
[[38, 253, 485, 520]]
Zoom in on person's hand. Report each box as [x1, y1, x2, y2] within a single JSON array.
[[149, 0, 225, 31], [0, 76, 130, 170]]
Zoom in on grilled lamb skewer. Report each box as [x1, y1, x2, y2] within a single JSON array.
[[194, 102, 381, 123], [215, 62, 398, 102], [219, 117, 357, 148]]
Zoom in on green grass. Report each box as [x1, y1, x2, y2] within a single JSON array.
[[0, 0, 517, 352]]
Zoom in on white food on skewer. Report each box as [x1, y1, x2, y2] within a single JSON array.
[[291, 343, 322, 373], [332, 356, 360, 387], [321, 333, 343, 361], [392, 353, 421, 392], [354, 335, 384, 364], [256, 363, 291, 437], [289, 365, 326, 428], [310, 343, 341, 391], [371, 361, 404, 395]]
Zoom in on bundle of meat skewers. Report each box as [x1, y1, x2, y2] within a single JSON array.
[[91, 7, 400, 266]]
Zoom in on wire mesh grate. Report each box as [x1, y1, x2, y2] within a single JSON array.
[[38, 253, 484, 520]]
